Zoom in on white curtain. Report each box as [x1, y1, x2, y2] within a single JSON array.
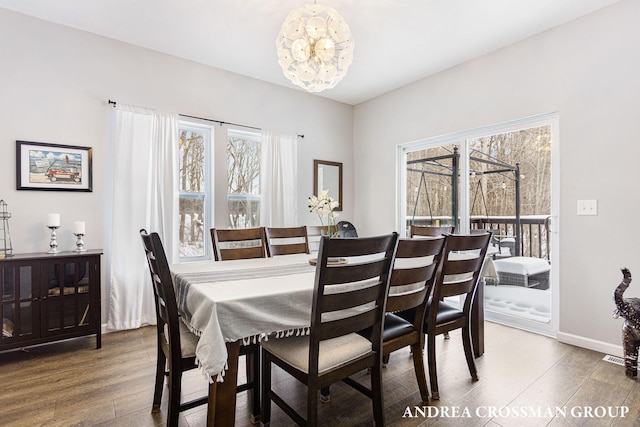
[[260, 131, 298, 227], [107, 104, 179, 330]]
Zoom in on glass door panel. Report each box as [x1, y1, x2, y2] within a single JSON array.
[[1, 264, 35, 342], [406, 144, 459, 235], [468, 126, 553, 333]]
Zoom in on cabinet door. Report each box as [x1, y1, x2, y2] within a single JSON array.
[[1, 261, 39, 346], [41, 258, 94, 337]]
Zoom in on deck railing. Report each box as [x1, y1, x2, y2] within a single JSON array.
[[408, 215, 551, 260]]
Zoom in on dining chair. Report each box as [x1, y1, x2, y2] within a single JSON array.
[[409, 224, 455, 338], [209, 227, 267, 421], [261, 232, 399, 426], [265, 226, 310, 256], [400, 232, 490, 400], [409, 225, 455, 237], [354, 236, 446, 404], [210, 227, 267, 261], [141, 229, 261, 425], [306, 225, 324, 252], [336, 220, 358, 237], [140, 229, 207, 427]]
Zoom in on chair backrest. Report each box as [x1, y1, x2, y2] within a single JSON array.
[[429, 233, 491, 321], [309, 233, 399, 372], [471, 228, 505, 255], [140, 229, 182, 360], [410, 225, 455, 238], [336, 221, 358, 237], [210, 227, 267, 261], [386, 236, 446, 315], [306, 225, 324, 252], [265, 226, 310, 256]]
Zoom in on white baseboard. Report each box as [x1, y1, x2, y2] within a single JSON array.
[[557, 331, 622, 358]]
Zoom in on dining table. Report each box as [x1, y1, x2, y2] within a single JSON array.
[[170, 250, 495, 426]]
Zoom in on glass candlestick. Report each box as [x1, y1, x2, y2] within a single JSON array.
[[47, 226, 60, 254], [73, 233, 86, 252]]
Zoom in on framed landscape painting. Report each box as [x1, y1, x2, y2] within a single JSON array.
[[16, 141, 93, 192]]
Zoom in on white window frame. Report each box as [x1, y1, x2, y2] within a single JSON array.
[[178, 121, 214, 262]]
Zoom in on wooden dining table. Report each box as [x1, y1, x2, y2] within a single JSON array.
[[171, 251, 494, 426]]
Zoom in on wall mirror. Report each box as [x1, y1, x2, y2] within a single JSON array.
[[313, 160, 343, 211]]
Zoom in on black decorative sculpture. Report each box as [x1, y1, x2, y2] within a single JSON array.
[[613, 268, 640, 378]]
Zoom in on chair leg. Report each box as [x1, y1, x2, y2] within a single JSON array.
[[427, 333, 439, 400], [462, 326, 479, 381], [410, 342, 430, 403], [167, 361, 181, 427], [152, 348, 166, 411], [245, 347, 261, 423], [261, 350, 271, 426], [370, 359, 386, 426], [320, 386, 331, 403], [307, 383, 319, 427]]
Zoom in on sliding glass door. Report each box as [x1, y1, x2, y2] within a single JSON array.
[[397, 114, 559, 337]]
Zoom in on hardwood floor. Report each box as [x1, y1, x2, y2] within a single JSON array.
[[1, 322, 638, 426]]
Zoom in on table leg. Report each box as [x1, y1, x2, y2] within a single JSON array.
[[471, 278, 485, 357], [207, 341, 240, 427]]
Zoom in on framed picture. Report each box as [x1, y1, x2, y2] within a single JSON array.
[[16, 141, 93, 192]]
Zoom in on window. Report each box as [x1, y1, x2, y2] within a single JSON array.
[[227, 129, 261, 228], [178, 123, 211, 260]]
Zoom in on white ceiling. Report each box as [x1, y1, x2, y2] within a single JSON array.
[[0, 0, 623, 105]]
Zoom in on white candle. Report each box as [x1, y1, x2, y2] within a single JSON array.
[[47, 213, 60, 227], [73, 221, 85, 235]]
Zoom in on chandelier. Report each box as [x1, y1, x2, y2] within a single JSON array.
[[276, 3, 354, 93]]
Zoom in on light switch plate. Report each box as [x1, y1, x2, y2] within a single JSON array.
[[577, 199, 597, 216]]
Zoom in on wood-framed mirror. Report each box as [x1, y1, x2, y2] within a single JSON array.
[[313, 160, 343, 211]]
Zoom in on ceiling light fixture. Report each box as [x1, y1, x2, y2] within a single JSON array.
[[276, 2, 354, 93]]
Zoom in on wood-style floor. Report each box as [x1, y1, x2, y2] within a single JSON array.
[[1, 322, 639, 427]]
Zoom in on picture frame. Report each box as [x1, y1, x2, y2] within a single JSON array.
[[16, 141, 93, 192], [313, 159, 343, 211]]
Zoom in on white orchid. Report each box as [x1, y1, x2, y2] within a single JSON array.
[[308, 190, 340, 236]]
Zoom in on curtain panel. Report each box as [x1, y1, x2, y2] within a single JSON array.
[[260, 131, 298, 227], [107, 104, 179, 330]]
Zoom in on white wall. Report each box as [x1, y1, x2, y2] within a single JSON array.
[[0, 9, 353, 325], [353, 0, 640, 354]]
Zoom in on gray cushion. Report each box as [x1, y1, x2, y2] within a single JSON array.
[[261, 332, 372, 374], [164, 321, 199, 358]]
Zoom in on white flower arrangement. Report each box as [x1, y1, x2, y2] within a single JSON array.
[[308, 189, 340, 236]]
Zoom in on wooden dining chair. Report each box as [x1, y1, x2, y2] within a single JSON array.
[[410, 225, 455, 237], [261, 233, 399, 426], [409, 225, 455, 338], [140, 229, 208, 427], [400, 232, 490, 400], [141, 229, 261, 425], [306, 225, 329, 252], [265, 226, 310, 256], [210, 227, 267, 261], [322, 236, 446, 404]]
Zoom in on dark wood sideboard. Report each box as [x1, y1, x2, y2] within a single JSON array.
[[0, 250, 102, 352]]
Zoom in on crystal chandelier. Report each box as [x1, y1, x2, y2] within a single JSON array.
[[276, 3, 354, 93]]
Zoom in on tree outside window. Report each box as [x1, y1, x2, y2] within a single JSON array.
[[179, 125, 209, 259], [227, 130, 261, 228]]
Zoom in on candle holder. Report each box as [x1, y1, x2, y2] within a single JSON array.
[[47, 226, 60, 254], [73, 233, 86, 252]]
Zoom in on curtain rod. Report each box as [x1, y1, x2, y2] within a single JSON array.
[[108, 100, 304, 139]]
